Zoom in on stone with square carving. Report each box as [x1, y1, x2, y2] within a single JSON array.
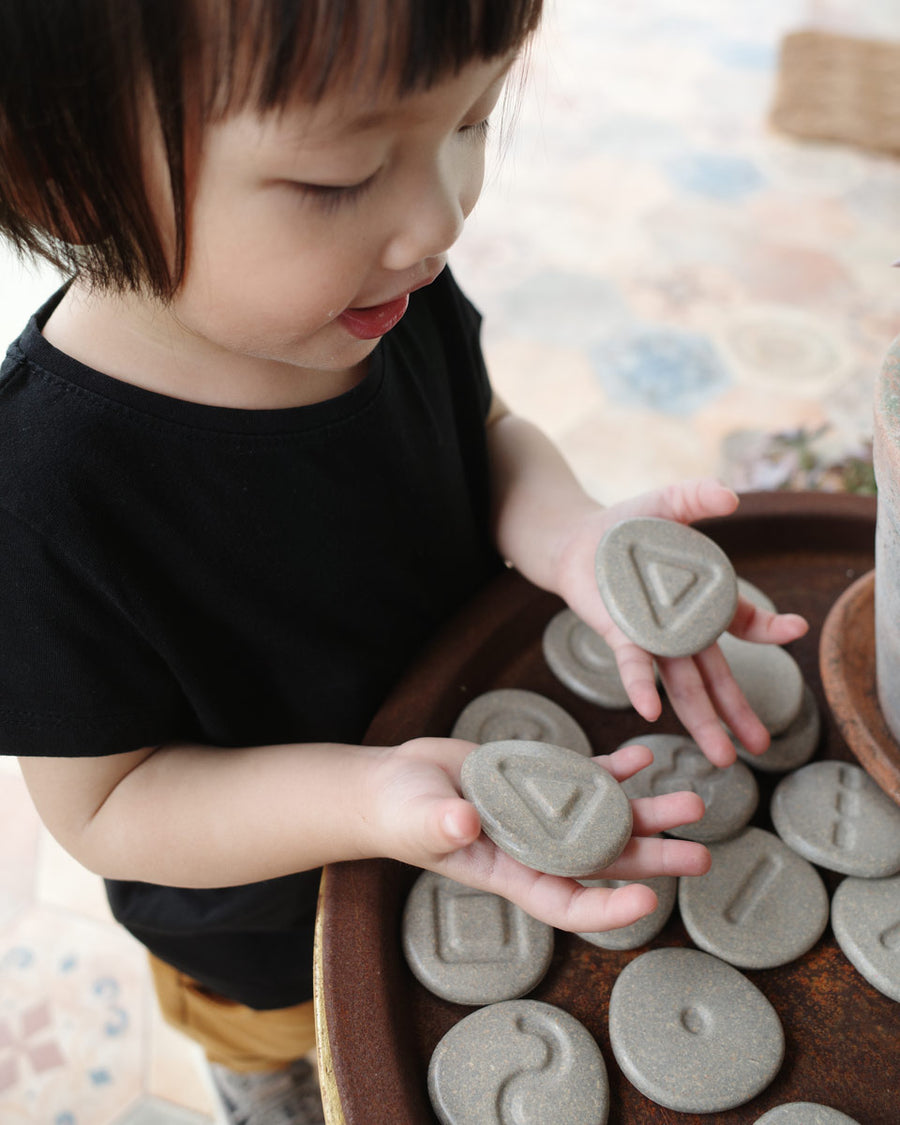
[[402, 871, 553, 1005]]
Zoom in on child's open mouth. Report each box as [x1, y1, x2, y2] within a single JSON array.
[[338, 293, 410, 340]]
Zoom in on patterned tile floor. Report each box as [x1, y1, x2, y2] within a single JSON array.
[[2, 0, 900, 1120]]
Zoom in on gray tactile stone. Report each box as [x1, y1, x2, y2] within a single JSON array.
[[402, 871, 554, 1005], [452, 688, 592, 756], [608, 947, 784, 1114], [719, 632, 805, 736], [738, 577, 778, 614], [832, 873, 900, 1002], [754, 1104, 862, 1125], [428, 999, 609, 1125], [620, 733, 758, 843], [771, 760, 900, 877], [460, 740, 633, 877], [542, 608, 632, 709], [678, 827, 829, 969], [577, 874, 677, 950], [595, 517, 738, 658], [734, 684, 821, 773]]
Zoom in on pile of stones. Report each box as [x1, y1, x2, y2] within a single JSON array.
[[403, 519, 899, 1125]]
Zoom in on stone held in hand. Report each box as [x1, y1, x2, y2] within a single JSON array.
[[460, 739, 633, 877], [595, 516, 738, 658]]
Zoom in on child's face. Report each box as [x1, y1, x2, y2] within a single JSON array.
[[148, 52, 513, 393]]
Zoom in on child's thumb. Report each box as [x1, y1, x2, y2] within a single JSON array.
[[427, 797, 481, 855]]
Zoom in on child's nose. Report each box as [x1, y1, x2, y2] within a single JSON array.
[[381, 169, 467, 271]]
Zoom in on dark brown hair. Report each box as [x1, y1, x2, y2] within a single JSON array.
[[0, 0, 543, 297]]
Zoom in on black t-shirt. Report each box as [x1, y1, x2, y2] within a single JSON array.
[[0, 268, 504, 1007]]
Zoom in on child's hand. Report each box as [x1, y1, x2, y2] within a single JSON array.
[[369, 737, 710, 934], [552, 478, 809, 767]]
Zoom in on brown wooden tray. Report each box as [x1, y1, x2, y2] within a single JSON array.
[[316, 491, 896, 1125]]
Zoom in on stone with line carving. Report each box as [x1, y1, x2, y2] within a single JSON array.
[[460, 740, 632, 877], [595, 517, 738, 658], [428, 999, 609, 1125], [771, 760, 900, 877], [831, 872, 900, 1002], [401, 871, 553, 1006], [619, 733, 757, 843], [678, 827, 829, 969], [608, 947, 784, 1113]]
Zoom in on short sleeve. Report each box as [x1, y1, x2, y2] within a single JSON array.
[[0, 507, 193, 757]]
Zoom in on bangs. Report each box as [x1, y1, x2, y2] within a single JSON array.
[[203, 0, 544, 114], [0, 0, 543, 297]]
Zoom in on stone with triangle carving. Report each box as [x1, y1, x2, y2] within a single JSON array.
[[460, 740, 633, 877], [595, 517, 738, 657]]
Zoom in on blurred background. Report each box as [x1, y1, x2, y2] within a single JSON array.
[[1, 0, 898, 1120]]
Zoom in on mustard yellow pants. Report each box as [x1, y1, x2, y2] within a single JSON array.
[[149, 952, 317, 1072]]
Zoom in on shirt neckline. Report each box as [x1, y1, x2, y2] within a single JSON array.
[[16, 286, 388, 436]]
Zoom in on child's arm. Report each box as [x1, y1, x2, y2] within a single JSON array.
[[484, 398, 809, 767], [19, 733, 708, 933]]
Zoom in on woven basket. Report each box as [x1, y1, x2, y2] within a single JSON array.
[[770, 29, 900, 156]]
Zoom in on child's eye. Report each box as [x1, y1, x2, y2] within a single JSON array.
[[460, 118, 491, 142], [289, 175, 376, 213]]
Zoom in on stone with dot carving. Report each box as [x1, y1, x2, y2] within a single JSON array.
[[460, 740, 632, 877], [678, 827, 829, 969], [832, 872, 900, 1002], [452, 688, 592, 756], [608, 947, 784, 1113], [771, 760, 900, 877], [619, 733, 757, 843], [595, 517, 738, 658]]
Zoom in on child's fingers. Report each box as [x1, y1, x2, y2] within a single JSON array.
[[597, 834, 711, 881], [616, 477, 739, 528], [693, 644, 769, 756], [656, 656, 738, 767], [595, 740, 654, 781], [729, 599, 809, 645], [610, 636, 662, 722], [629, 791, 705, 836], [418, 796, 481, 857], [565, 881, 659, 932]]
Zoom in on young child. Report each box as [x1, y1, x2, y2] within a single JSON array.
[[0, 1, 807, 1121]]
